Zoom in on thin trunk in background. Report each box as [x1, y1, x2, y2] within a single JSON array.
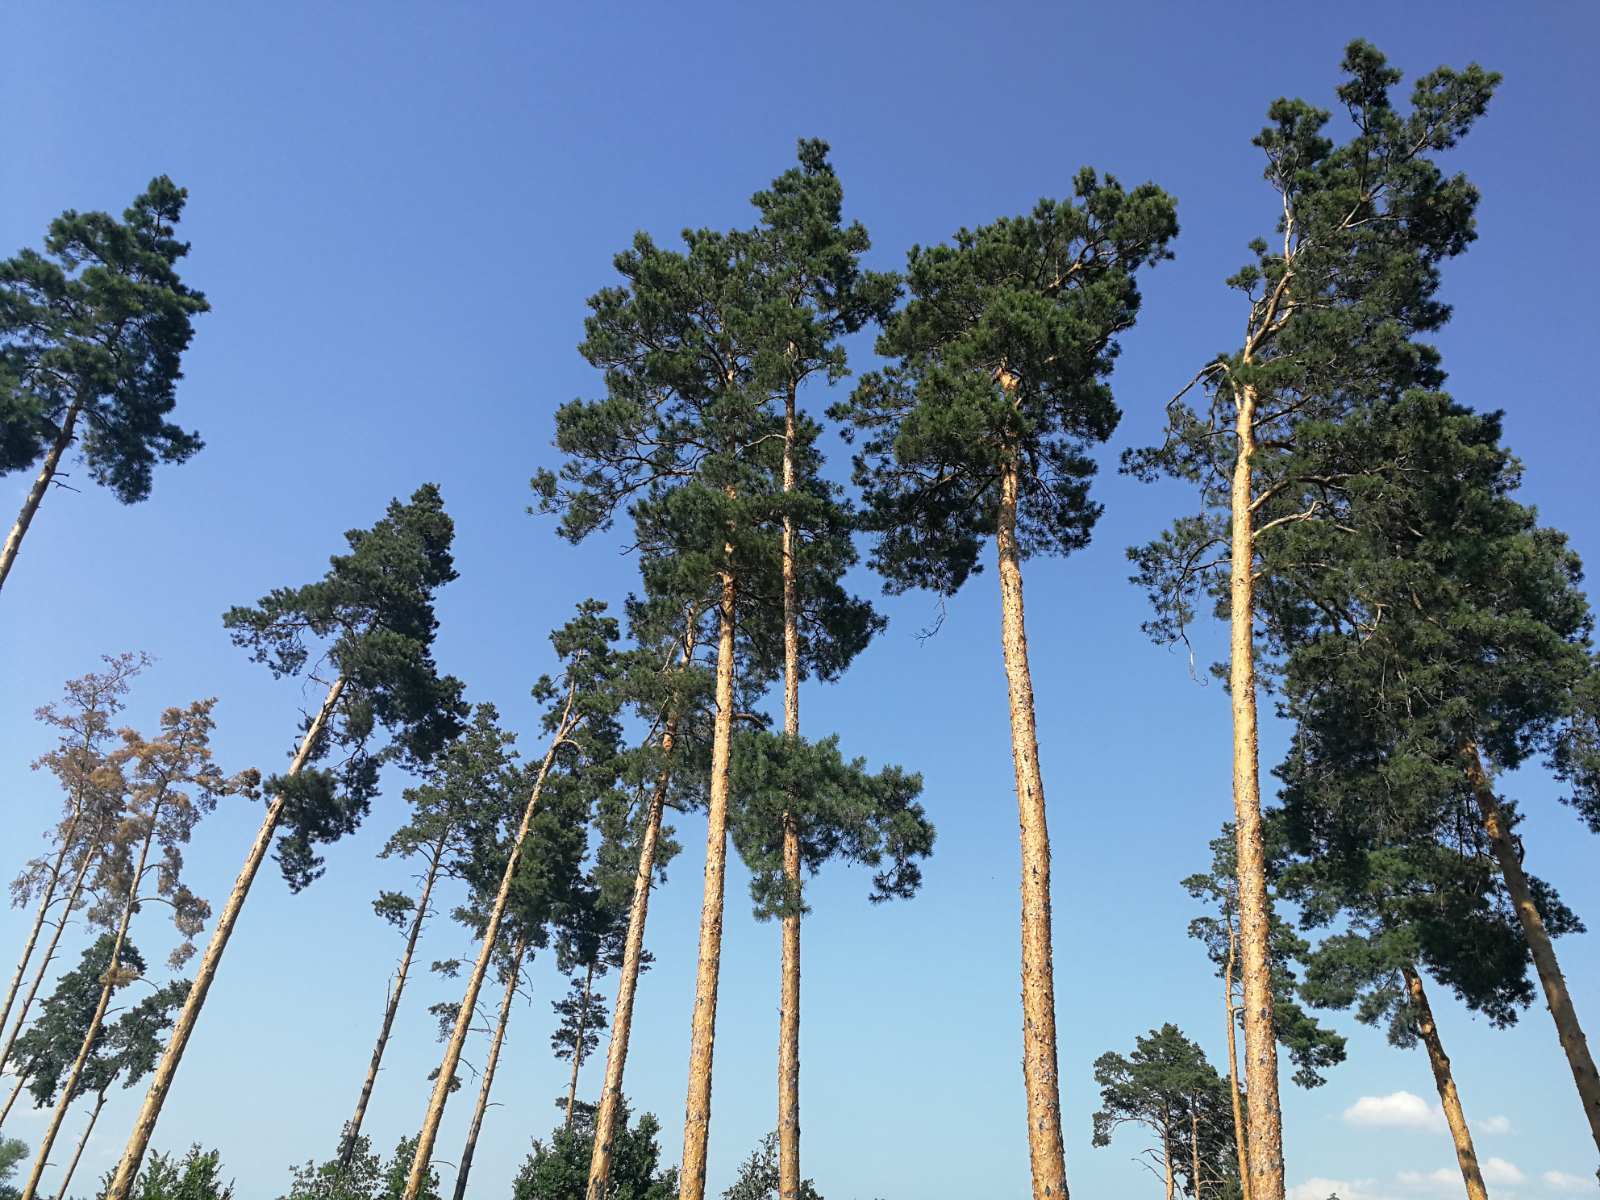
[[1401, 963, 1487, 1200], [1462, 742, 1600, 1154], [102, 677, 346, 1200], [451, 936, 528, 1200], [0, 843, 97, 1080], [53, 1087, 106, 1200], [1223, 918, 1251, 1200], [0, 398, 82, 594], [340, 842, 446, 1165], [564, 961, 596, 1128]]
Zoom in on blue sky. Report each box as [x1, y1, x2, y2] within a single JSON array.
[[2, 3, 1597, 1198]]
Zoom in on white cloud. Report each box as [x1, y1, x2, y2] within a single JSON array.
[[1478, 1114, 1512, 1135], [1396, 1167, 1457, 1193], [1542, 1170, 1593, 1192], [1344, 1091, 1443, 1131], [1289, 1178, 1388, 1200], [1482, 1157, 1525, 1186]]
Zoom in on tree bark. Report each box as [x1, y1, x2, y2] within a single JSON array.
[[101, 676, 345, 1200], [1462, 742, 1600, 1154], [994, 426, 1068, 1200], [340, 842, 445, 1166], [1163, 1118, 1175, 1200], [587, 655, 690, 1200], [54, 1087, 106, 1200], [679, 564, 737, 1200], [22, 798, 160, 1200], [402, 692, 575, 1200], [1401, 963, 1487, 1200], [778, 374, 802, 1200], [565, 960, 596, 1128], [0, 396, 82, 595], [0, 833, 97, 1080], [1228, 382, 1285, 1200], [451, 935, 528, 1200], [1223, 919, 1251, 1200]]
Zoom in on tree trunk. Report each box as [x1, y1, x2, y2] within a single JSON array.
[[679, 564, 737, 1200], [778, 374, 802, 1200], [0, 1064, 32, 1130], [451, 935, 527, 1200], [0, 808, 82, 1068], [22, 806, 159, 1200], [1228, 382, 1285, 1200], [587, 663, 690, 1200], [402, 694, 574, 1200], [0, 833, 97, 1080], [0, 396, 82, 595], [565, 960, 597, 1128], [1462, 742, 1600, 1154], [340, 843, 444, 1166], [1162, 1117, 1175, 1200], [1224, 917, 1251, 1200], [54, 1087, 106, 1200], [1191, 1105, 1202, 1200], [101, 676, 345, 1200], [1401, 963, 1487, 1200], [995, 431, 1068, 1200]]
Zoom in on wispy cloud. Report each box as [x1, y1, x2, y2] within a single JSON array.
[[1289, 1177, 1388, 1200], [1542, 1169, 1592, 1192]]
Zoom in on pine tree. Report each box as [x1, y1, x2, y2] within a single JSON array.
[[338, 704, 523, 1165], [1126, 43, 1497, 1199], [1256, 391, 1600, 1156], [19, 700, 250, 1200], [1091, 1025, 1238, 1200], [833, 170, 1177, 1200], [0, 178, 209, 594], [1, 655, 142, 1090], [101, 484, 467, 1200], [514, 1100, 677, 1200], [402, 601, 623, 1200]]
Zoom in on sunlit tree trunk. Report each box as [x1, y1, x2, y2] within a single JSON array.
[[22, 794, 160, 1200], [1227, 382, 1285, 1200], [1400, 964, 1487, 1200], [778, 373, 802, 1200], [1462, 742, 1600, 1154], [994, 408, 1067, 1200], [1162, 1115, 1175, 1200], [1223, 918, 1251, 1200], [102, 676, 346, 1200], [0, 808, 83, 1065], [402, 692, 575, 1200], [53, 1086, 106, 1200], [0, 397, 81, 595], [340, 841, 445, 1166], [0, 1064, 33, 1129], [451, 935, 528, 1200], [587, 652, 690, 1200], [565, 960, 596, 1128], [679, 562, 736, 1200]]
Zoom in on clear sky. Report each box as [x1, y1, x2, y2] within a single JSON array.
[[2, 3, 1597, 1198]]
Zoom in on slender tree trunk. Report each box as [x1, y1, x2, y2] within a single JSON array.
[[0, 809, 82, 1066], [0, 397, 82, 595], [102, 676, 345, 1200], [22, 808, 159, 1200], [54, 1087, 106, 1200], [777, 374, 802, 1200], [1162, 1118, 1175, 1200], [1228, 383, 1285, 1200], [340, 843, 445, 1166], [402, 696, 575, 1200], [680, 565, 737, 1200], [1192, 1105, 1203, 1200], [565, 960, 596, 1128], [451, 935, 527, 1200], [1462, 742, 1600, 1154], [587, 630, 692, 1200], [1224, 919, 1251, 1200], [0, 837, 97, 1080], [1400, 963, 1487, 1200], [0, 1064, 32, 1129], [994, 423, 1068, 1200]]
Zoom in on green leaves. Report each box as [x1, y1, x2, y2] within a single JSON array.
[[837, 169, 1177, 595], [223, 484, 467, 890], [0, 177, 209, 499]]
